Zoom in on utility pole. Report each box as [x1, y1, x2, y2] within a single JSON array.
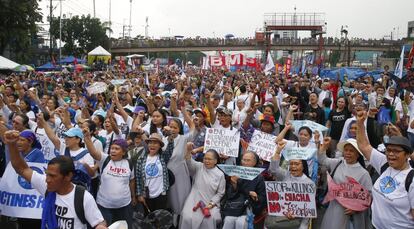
[[49, 0, 53, 60], [108, 0, 112, 52], [145, 16, 149, 38], [93, 0, 96, 18], [59, 0, 62, 64], [129, 0, 132, 38]]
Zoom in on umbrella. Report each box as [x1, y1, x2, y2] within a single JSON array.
[[225, 34, 235, 39], [14, 64, 34, 72]]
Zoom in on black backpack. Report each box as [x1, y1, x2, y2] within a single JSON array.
[[380, 162, 414, 192], [45, 185, 91, 228]]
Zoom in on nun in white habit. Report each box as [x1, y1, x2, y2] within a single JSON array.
[[179, 143, 225, 229]]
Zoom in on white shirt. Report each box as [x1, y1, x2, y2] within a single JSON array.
[[59, 142, 94, 167], [30, 172, 103, 229], [145, 155, 164, 198], [370, 148, 414, 228], [97, 153, 134, 208]]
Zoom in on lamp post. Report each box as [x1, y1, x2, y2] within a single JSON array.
[[59, 0, 62, 64]]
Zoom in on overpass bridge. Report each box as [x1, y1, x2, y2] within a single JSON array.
[[110, 38, 403, 55]]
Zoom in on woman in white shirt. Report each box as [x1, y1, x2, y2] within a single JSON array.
[[83, 127, 135, 228]]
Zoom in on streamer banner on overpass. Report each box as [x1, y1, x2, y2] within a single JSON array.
[[209, 54, 257, 67]]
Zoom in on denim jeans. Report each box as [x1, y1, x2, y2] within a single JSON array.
[[98, 203, 133, 228]]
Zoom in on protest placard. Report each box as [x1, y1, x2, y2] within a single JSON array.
[[266, 180, 317, 218], [247, 130, 277, 162], [110, 79, 127, 85], [323, 172, 372, 211], [203, 128, 240, 157], [0, 163, 46, 218], [291, 120, 328, 135], [86, 82, 107, 95], [218, 164, 264, 180], [282, 147, 317, 161]]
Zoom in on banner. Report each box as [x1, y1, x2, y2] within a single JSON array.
[[323, 172, 372, 211], [204, 128, 240, 157], [247, 130, 277, 162], [266, 181, 317, 218], [110, 79, 127, 85], [0, 163, 46, 218], [217, 165, 264, 180], [282, 147, 317, 161], [86, 82, 107, 95], [291, 120, 328, 134]]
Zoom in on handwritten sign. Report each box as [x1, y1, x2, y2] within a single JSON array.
[[86, 82, 107, 95], [0, 163, 46, 218], [204, 128, 240, 157], [247, 130, 277, 162], [218, 165, 264, 180], [110, 79, 127, 85], [265, 181, 317, 218], [283, 147, 317, 161], [323, 172, 372, 211]]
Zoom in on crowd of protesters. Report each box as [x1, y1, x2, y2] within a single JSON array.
[[0, 64, 413, 229]]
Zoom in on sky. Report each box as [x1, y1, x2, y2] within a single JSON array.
[[39, 0, 414, 40]]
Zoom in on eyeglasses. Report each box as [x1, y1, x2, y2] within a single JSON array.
[[385, 148, 405, 155]]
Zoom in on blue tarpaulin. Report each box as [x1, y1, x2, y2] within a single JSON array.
[[58, 56, 86, 64], [36, 62, 62, 71]]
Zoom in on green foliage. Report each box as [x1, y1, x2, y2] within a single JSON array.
[[50, 15, 109, 56], [0, 0, 43, 62]]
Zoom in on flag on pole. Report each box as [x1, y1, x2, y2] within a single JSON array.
[[264, 53, 275, 75], [285, 54, 292, 77], [406, 43, 414, 70], [394, 46, 405, 79]]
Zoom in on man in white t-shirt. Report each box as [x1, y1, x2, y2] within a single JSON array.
[[3, 130, 107, 229]]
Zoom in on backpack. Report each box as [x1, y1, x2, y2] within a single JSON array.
[[44, 185, 92, 228], [380, 162, 414, 192], [64, 148, 92, 191]]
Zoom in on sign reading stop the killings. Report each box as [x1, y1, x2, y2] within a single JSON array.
[[265, 181, 317, 218]]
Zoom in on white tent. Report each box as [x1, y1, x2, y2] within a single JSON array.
[[88, 46, 111, 56], [0, 56, 19, 70]]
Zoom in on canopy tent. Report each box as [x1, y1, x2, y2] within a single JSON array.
[[0, 56, 19, 70], [58, 56, 86, 64], [14, 64, 34, 72], [126, 54, 145, 58], [88, 46, 111, 65], [36, 62, 62, 71]]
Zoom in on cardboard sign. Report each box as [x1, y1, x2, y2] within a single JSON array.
[[266, 180, 317, 218], [218, 165, 264, 180], [247, 130, 277, 162], [110, 79, 127, 85], [323, 172, 372, 211], [0, 163, 46, 218], [86, 82, 107, 95], [283, 147, 317, 161], [204, 128, 240, 157]]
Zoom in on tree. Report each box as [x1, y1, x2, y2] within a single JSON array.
[[50, 15, 109, 56], [0, 0, 42, 62]]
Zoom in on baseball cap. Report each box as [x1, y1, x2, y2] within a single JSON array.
[[63, 127, 84, 139], [384, 136, 412, 154], [216, 106, 233, 116], [193, 108, 207, 117], [259, 115, 275, 124]]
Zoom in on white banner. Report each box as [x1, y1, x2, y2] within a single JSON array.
[[283, 147, 317, 161], [218, 165, 264, 180], [204, 128, 240, 157], [0, 162, 46, 218], [266, 180, 317, 218], [247, 130, 277, 162]]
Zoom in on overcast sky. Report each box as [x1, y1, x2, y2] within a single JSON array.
[[39, 0, 414, 40]]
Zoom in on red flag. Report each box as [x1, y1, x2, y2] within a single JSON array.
[[406, 43, 414, 69], [285, 55, 292, 77], [74, 57, 78, 65]]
